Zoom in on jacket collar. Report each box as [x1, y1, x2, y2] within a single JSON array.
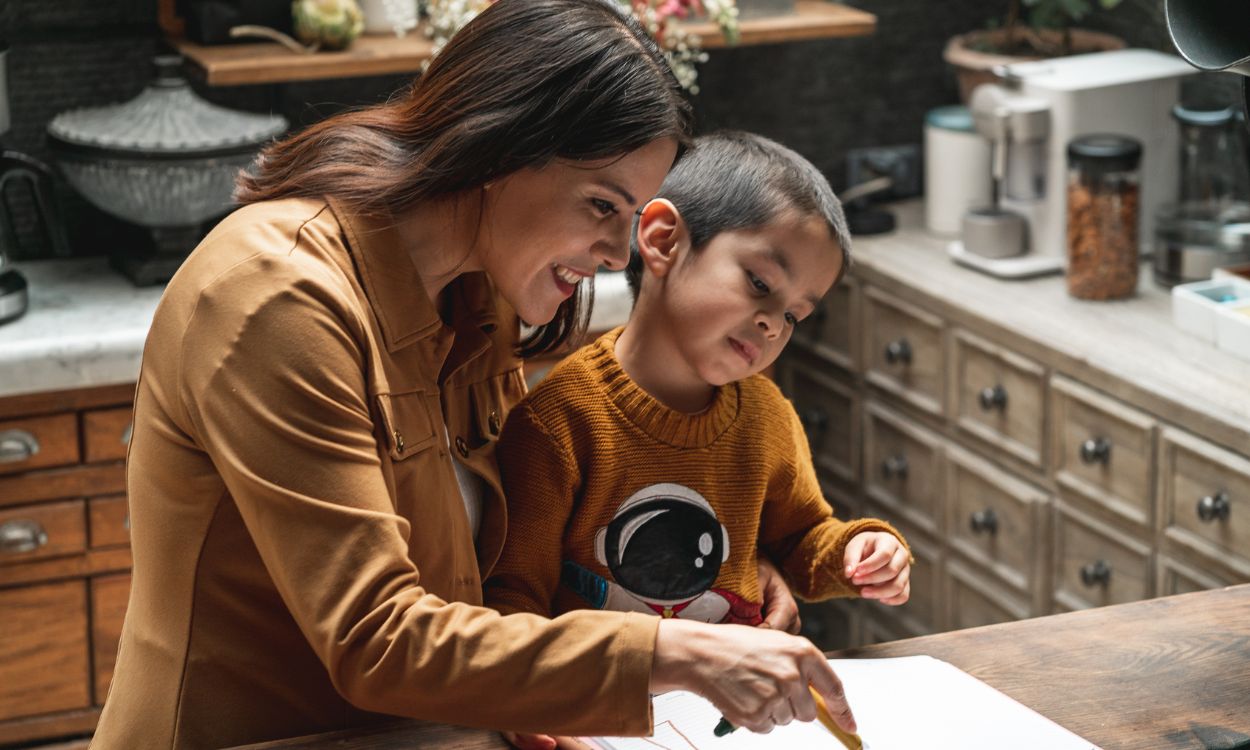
[[328, 197, 501, 355]]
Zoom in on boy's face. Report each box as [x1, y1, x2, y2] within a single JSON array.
[[658, 211, 842, 386]]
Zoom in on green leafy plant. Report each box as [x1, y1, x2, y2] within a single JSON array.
[[993, 0, 1124, 56]]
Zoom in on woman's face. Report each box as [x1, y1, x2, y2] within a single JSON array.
[[477, 138, 678, 325]]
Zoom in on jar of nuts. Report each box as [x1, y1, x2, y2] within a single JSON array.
[[1066, 134, 1143, 300]]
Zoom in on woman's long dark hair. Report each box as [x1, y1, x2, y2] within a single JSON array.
[[236, 0, 693, 357]]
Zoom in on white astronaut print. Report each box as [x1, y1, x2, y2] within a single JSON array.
[[562, 482, 761, 624]]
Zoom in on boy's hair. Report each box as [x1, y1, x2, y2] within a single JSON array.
[[626, 130, 852, 298]]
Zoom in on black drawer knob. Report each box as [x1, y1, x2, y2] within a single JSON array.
[[1079, 437, 1111, 465], [1197, 491, 1231, 523], [881, 454, 909, 480], [884, 338, 912, 366], [799, 408, 829, 439], [1080, 559, 1112, 588], [970, 508, 998, 535], [978, 385, 1008, 411]]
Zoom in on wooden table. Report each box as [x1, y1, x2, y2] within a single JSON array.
[[234, 585, 1250, 750]]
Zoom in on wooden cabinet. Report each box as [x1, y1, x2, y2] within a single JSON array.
[[864, 287, 946, 417], [0, 385, 133, 747], [780, 252, 1250, 649]]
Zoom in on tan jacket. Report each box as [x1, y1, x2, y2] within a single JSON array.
[[91, 198, 657, 749]]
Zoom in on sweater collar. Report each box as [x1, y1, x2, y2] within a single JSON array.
[[592, 327, 739, 449]]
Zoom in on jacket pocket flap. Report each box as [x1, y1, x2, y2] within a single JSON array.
[[376, 391, 438, 461]]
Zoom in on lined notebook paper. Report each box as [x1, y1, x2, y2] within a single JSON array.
[[586, 655, 1100, 750]]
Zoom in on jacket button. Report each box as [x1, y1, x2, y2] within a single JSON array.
[[455, 436, 469, 458], [393, 430, 405, 453], [488, 410, 501, 436]]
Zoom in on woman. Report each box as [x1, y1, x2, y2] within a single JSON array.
[[92, 1, 856, 747]]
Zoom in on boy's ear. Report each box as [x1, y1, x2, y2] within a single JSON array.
[[635, 199, 687, 279]]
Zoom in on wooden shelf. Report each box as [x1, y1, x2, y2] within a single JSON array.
[[173, 1, 875, 86]]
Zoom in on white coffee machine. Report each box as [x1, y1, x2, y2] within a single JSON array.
[[949, 49, 1197, 278]]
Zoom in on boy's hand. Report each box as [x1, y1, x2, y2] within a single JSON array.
[[501, 731, 596, 750], [757, 555, 801, 633], [843, 531, 911, 605]]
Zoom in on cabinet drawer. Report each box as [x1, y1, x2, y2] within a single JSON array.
[[0, 579, 91, 721], [88, 494, 130, 549], [797, 599, 860, 652], [945, 445, 1050, 602], [0, 499, 87, 565], [1051, 376, 1155, 528], [951, 330, 1046, 469], [91, 573, 130, 704], [1053, 499, 1152, 611], [944, 557, 1031, 631], [864, 501, 942, 634], [0, 413, 79, 477], [1158, 427, 1250, 581], [792, 277, 858, 372], [1156, 553, 1236, 597], [864, 287, 945, 417], [864, 401, 944, 534], [789, 364, 858, 486], [82, 407, 132, 464]]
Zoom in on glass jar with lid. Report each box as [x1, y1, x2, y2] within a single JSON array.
[[1066, 134, 1142, 300]]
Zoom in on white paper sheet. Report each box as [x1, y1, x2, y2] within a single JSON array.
[[588, 655, 1100, 750]]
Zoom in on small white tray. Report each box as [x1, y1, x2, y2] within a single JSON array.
[[1215, 301, 1250, 361], [1171, 278, 1250, 342]]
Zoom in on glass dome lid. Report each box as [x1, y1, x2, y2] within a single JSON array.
[[47, 55, 288, 159]]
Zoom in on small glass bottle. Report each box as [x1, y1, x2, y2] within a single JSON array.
[[1066, 134, 1143, 300], [1174, 104, 1248, 206]]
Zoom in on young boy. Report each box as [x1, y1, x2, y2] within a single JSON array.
[[484, 131, 911, 628]]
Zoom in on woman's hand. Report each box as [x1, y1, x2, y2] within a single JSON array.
[[757, 554, 801, 634], [501, 732, 597, 749], [844, 531, 911, 605], [651, 619, 856, 736]]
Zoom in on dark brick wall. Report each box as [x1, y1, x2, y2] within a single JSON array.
[[0, 0, 1223, 261]]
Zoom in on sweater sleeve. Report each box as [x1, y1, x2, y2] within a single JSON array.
[[483, 399, 580, 616], [759, 401, 911, 601], [178, 258, 656, 737]]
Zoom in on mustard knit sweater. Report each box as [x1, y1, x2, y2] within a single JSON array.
[[484, 327, 907, 623]]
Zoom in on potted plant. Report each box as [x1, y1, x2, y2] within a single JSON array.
[[944, 0, 1127, 103]]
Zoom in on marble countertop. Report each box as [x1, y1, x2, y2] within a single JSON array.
[[0, 258, 164, 399], [0, 258, 635, 400]]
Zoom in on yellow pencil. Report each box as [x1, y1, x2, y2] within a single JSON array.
[[809, 685, 864, 750]]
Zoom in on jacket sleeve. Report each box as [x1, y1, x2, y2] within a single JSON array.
[[484, 400, 579, 616], [177, 256, 656, 737], [758, 402, 910, 601]]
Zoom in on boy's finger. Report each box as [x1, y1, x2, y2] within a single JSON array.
[[842, 535, 871, 577], [851, 546, 894, 579]]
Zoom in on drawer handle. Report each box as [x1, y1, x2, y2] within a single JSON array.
[[1079, 437, 1111, 465], [1080, 559, 1112, 588], [0, 429, 41, 463], [978, 385, 1008, 411], [799, 408, 828, 439], [970, 508, 998, 535], [881, 454, 909, 480], [121, 422, 133, 446], [1197, 491, 1231, 523], [884, 338, 912, 366], [0, 519, 49, 554]]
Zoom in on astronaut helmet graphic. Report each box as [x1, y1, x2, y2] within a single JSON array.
[[594, 482, 730, 605]]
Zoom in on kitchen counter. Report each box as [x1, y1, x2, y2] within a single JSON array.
[[851, 201, 1250, 451], [0, 258, 164, 399], [0, 259, 634, 401]]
